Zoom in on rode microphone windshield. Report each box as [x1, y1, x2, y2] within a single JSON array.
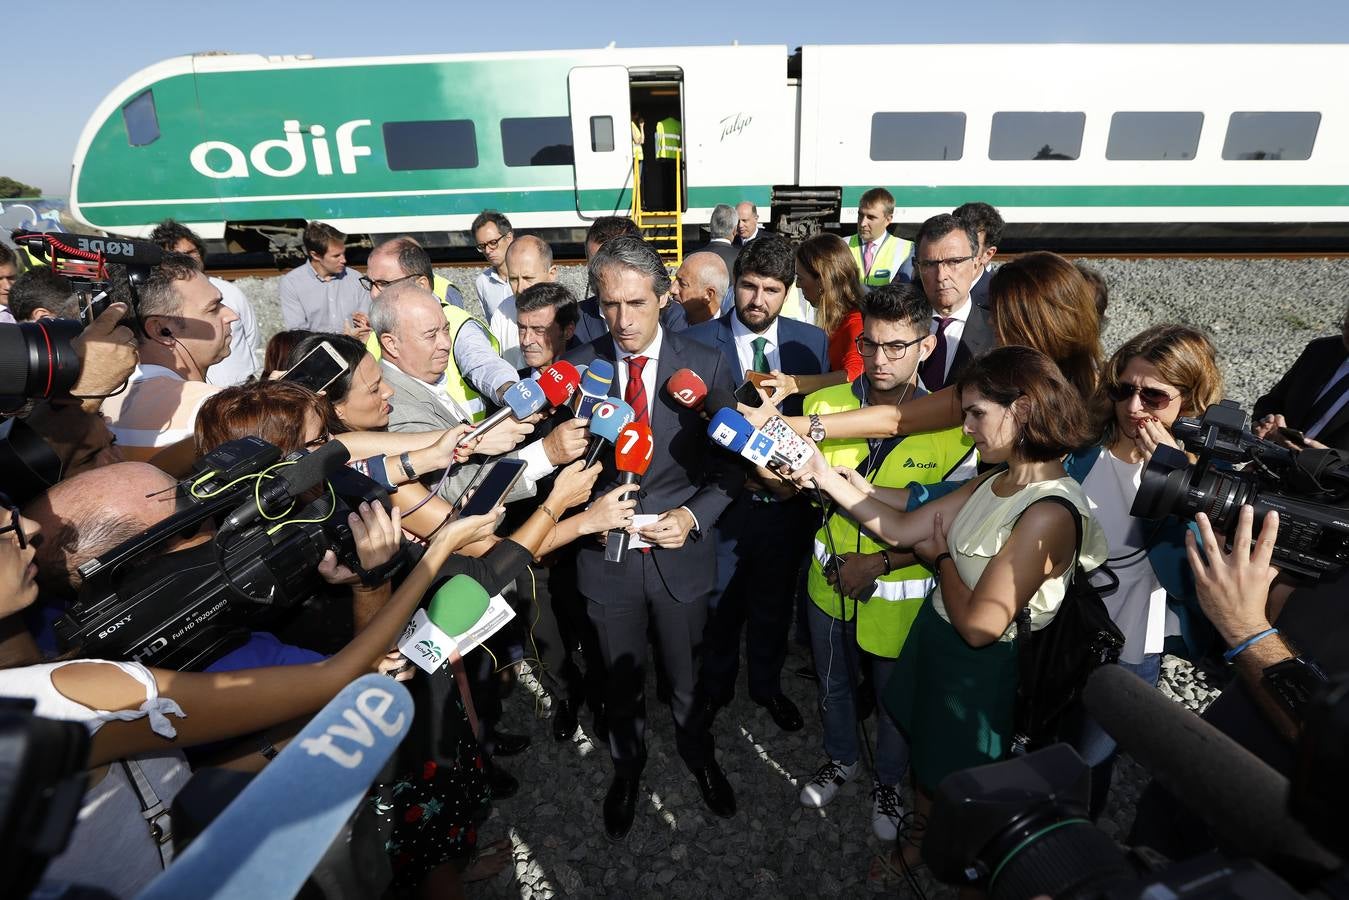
[[221, 440, 350, 534], [666, 368, 708, 410], [584, 398, 636, 466]]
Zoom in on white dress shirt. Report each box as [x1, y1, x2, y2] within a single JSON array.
[[206, 277, 260, 387], [488, 295, 523, 370], [1309, 356, 1349, 439], [473, 267, 512, 321], [613, 328, 663, 422], [929, 294, 973, 383], [730, 311, 781, 375]]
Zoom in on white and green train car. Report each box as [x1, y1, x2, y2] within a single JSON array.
[[70, 43, 1349, 253]]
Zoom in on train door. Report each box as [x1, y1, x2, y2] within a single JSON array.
[[629, 68, 685, 214], [568, 66, 633, 217]]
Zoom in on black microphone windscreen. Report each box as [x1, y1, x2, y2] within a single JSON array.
[[703, 388, 738, 417], [278, 441, 351, 496], [1082, 665, 1339, 871]]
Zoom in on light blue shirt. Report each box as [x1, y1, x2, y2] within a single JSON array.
[[453, 318, 518, 402]]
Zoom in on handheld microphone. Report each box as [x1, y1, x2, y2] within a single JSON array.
[[703, 387, 739, 418], [461, 361, 580, 444], [220, 441, 351, 535], [1082, 665, 1341, 873], [574, 358, 615, 419], [584, 398, 636, 467], [665, 368, 708, 412], [536, 360, 581, 409], [707, 407, 779, 467], [139, 674, 413, 900], [605, 422, 655, 563], [397, 574, 492, 673]]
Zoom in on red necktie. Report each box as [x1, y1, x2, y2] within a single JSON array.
[[625, 355, 650, 426]]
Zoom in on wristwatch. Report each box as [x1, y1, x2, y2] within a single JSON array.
[[808, 413, 826, 442], [1261, 655, 1329, 722]]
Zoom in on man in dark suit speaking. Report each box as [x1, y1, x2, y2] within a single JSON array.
[[563, 236, 743, 841], [913, 213, 996, 392]]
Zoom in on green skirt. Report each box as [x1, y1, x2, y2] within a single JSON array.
[[882, 596, 1018, 792]]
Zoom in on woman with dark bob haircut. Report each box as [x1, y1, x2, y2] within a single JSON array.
[[793, 345, 1108, 866]]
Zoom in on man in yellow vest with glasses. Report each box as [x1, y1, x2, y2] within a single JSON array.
[[361, 235, 516, 423], [849, 188, 915, 289], [797, 282, 977, 843]]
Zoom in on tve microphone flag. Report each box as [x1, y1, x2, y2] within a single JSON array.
[[574, 358, 615, 419], [665, 368, 707, 412], [139, 675, 414, 900], [584, 398, 636, 466], [707, 407, 778, 466], [465, 377, 550, 438], [605, 422, 655, 563]]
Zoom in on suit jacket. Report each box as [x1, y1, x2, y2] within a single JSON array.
[[969, 266, 992, 308], [571, 295, 688, 347], [381, 361, 538, 504], [1254, 335, 1349, 451], [945, 298, 996, 387], [682, 312, 830, 418], [696, 240, 739, 278], [562, 329, 743, 603]]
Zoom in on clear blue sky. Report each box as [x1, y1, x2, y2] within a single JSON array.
[[7, 0, 1349, 196]]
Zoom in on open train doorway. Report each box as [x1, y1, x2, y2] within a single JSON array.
[[629, 68, 685, 214]]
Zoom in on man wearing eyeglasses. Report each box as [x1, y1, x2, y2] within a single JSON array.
[[797, 282, 976, 840], [361, 236, 514, 423], [471, 210, 515, 321], [685, 236, 828, 736], [913, 213, 994, 393]]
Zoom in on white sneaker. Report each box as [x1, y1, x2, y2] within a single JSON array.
[[799, 759, 859, 808], [870, 779, 905, 841]]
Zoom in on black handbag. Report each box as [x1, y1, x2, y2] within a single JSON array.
[[1011, 495, 1124, 754]]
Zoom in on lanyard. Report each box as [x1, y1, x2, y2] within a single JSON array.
[[862, 233, 887, 275]]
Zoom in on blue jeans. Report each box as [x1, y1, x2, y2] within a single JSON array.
[[806, 601, 909, 785]]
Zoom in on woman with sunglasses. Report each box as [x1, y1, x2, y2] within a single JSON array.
[[758, 234, 867, 399], [1063, 323, 1223, 816]]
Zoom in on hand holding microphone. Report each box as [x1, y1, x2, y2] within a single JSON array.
[[584, 398, 636, 466], [605, 422, 654, 563], [574, 358, 615, 419], [666, 368, 708, 413], [459, 361, 580, 449]]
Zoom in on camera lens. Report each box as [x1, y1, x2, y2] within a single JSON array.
[[987, 818, 1135, 900], [1131, 444, 1192, 520], [0, 319, 84, 404]]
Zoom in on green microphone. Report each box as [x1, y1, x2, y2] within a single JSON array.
[[398, 574, 491, 673]]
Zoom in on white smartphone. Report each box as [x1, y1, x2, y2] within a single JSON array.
[[281, 340, 349, 395]]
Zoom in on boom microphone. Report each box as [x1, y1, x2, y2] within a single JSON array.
[[11, 230, 165, 269], [220, 440, 351, 535], [1082, 665, 1341, 874], [574, 358, 615, 419], [605, 422, 654, 563], [707, 407, 779, 467], [665, 368, 708, 412], [139, 675, 414, 900], [584, 398, 636, 467]]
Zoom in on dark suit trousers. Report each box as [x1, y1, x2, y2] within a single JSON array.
[[513, 553, 603, 709], [703, 496, 814, 704], [584, 549, 712, 777]]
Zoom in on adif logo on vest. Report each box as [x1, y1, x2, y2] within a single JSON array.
[[189, 119, 372, 179], [902, 458, 938, 469]]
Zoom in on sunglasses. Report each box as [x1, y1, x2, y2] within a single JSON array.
[[0, 493, 27, 549], [1106, 382, 1180, 410]]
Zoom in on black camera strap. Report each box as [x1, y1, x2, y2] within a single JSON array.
[[119, 758, 176, 869]]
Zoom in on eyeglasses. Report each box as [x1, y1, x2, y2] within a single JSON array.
[[1106, 382, 1180, 410], [915, 255, 976, 273], [0, 493, 27, 550], [303, 432, 332, 449], [855, 334, 925, 360], [474, 233, 511, 254], [359, 272, 418, 292]]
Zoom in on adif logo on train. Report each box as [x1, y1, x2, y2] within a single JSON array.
[[189, 119, 373, 179]]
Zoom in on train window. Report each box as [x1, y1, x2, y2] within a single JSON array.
[[988, 112, 1084, 160], [501, 117, 575, 167], [122, 90, 160, 147], [1222, 112, 1321, 160], [870, 113, 965, 161], [382, 120, 478, 170], [1106, 112, 1204, 160], [590, 116, 615, 153]]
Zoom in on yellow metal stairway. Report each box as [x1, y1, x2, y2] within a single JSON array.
[[631, 151, 684, 267]]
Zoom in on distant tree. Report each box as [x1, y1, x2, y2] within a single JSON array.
[[0, 177, 41, 198]]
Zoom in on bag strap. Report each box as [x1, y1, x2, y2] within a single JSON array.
[[119, 758, 176, 869]]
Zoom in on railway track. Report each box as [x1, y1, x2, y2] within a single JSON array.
[[209, 250, 1349, 280]]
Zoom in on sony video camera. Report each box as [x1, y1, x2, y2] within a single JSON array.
[[1131, 400, 1349, 579], [54, 437, 411, 671]]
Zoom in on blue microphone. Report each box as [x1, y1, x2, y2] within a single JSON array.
[[462, 377, 549, 442], [584, 398, 635, 466], [707, 408, 778, 466], [574, 358, 615, 419]]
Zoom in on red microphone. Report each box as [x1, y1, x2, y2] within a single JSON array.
[[665, 368, 708, 414], [605, 422, 655, 564], [537, 360, 581, 408]]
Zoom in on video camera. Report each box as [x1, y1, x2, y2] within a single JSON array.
[[1131, 400, 1349, 579], [54, 437, 412, 671]]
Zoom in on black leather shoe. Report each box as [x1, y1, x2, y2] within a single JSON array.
[[591, 707, 609, 745], [603, 774, 640, 842], [753, 693, 804, 732], [552, 699, 578, 741], [493, 731, 532, 757], [692, 760, 736, 818], [487, 762, 519, 801]]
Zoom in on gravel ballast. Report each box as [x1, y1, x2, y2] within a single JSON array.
[[231, 257, 1344, 897]]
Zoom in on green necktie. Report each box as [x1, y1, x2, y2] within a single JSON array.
[[751, 336, 770, 374]]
